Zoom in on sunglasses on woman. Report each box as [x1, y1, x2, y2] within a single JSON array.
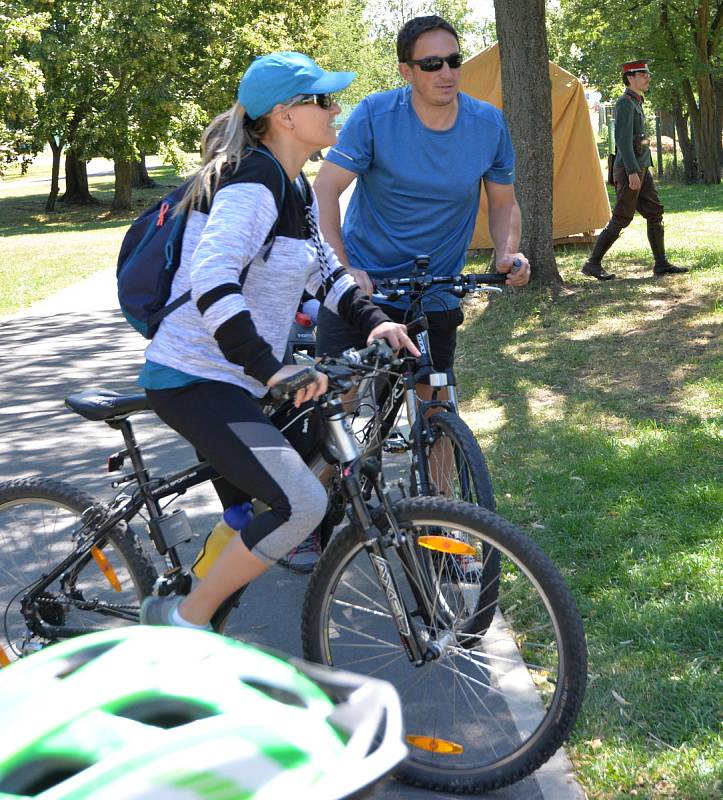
[[406, 53, 463, 72], [292, 93, 335, 110]]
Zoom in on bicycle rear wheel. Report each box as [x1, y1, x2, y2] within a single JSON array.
[[417, 411, 495, 509], [0, 478, 157, 661], [302, 497, 587, 794], [413, 412, 501, 638]]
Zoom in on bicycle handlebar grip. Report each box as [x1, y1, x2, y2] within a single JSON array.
[[342, 338, 394, 366], [269, 367, 317, 400], [468, 272, 508, 284]]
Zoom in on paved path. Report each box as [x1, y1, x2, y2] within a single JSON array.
[[0, 270, 585, 799]]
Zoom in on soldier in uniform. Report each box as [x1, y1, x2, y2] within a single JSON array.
[[581, 60, 687, 280]]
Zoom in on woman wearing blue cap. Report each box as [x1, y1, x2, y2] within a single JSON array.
[[140, 52, 417, 629]]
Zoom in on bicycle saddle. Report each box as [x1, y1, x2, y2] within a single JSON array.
[[65, 389, 150, 421]]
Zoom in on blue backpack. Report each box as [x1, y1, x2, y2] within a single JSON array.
[[117, 148, 286, 339]]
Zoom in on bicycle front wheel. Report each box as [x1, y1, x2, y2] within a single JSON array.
[[0, 478, 157, 661], [302, 496, 587, 794]]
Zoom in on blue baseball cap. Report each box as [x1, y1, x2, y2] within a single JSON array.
[[237, 52, 356, 119], [237, 53, 356, 119]]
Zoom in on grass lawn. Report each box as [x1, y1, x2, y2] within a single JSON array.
[[0, 155, 325, 316], [1, 162, 722, 798], [461, 183, 721, 798]]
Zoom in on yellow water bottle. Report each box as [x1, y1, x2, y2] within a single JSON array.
[[191, 502, 253, 579]]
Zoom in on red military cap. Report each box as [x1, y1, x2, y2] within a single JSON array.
[[621, 60, 650, 74]]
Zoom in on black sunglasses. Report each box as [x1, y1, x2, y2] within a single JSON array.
[[406, 53, 463, 72], [293, 93, 335, 110]]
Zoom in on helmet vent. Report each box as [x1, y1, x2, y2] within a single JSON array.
[[113, 698, 216, 729], [55, 642, 119, 679], [244, 679, 308, 708], [0, 758, 90, 795]]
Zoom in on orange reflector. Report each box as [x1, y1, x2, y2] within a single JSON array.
[[0, 644, 10, 668], [406, 734, 464, 754], [91, 547, 122, 592], [417, 535, 476, 556]]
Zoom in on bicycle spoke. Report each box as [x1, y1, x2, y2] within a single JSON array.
[[306, 504, 586, 791], [0, 485, 155, 660]]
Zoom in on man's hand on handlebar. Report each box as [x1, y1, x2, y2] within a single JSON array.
[[496, 253, 531, 287], [267, 365, 328, 408], [348, 266, 375, 296], [367, 321, 421, 358]]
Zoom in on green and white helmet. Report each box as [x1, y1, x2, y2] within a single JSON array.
[[0, 626, 406, 799]]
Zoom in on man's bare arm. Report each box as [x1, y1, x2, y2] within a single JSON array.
[[483, 179, 530, 286], [314, 161, 374, 294]]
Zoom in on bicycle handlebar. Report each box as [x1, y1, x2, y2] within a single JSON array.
[[269, 340, 397, 401], [373, 271, 507, 302]]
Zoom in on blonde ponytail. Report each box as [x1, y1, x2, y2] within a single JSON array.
[[175, 102, 270, 216]]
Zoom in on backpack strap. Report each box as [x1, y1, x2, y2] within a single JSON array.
[[159, 146, 288, 316]]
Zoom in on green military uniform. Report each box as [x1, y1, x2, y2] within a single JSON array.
[[613, 88, 652, 173], [581, 60, 687, 280]]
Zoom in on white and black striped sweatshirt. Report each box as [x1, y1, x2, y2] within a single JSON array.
[[143, 148, 389, 397]]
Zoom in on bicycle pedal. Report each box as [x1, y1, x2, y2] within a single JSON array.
[[383, 433, 409, 453]]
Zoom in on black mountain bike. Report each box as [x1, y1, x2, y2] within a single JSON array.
[[0, 341, 587, 794], [297, 257, 505, 514]]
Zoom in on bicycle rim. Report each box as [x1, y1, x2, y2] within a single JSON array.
[[0, 480, 155, 660], [304, 498, 586, 792]]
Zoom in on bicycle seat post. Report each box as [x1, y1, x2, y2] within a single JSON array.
[[111, 417, 156, 511]]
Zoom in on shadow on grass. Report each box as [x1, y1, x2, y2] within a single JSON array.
[[0, 166, 183, 237], [456, 279, 721, 776]]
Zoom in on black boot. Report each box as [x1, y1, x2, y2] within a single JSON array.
[[648, 221, 688, 275], [581, 224, 620, 280]]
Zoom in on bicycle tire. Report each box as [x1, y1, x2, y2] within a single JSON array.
[[0, 478, 158, 660], [416, 411, 496, 510], [301, 496, 587, 794], [413, 412, 501, 640]]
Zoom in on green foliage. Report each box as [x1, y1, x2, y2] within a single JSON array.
[[4, 0, 337, 183], [318, 0, 487, 106], [548, 0, 705, 106], [549, 0, 721, 183], [0, 2, 47, 174], [2, 0, 490, 189]]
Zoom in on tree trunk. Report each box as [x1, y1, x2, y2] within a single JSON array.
[[131, 154, 156, 188], [696, 72, 720, 184], [45, 137, 63, 212], [62, 149, 95, 204], [494, 0, 561, 288], [673, 100, 697, 183], [715, 77, 723, 168], [111, 158, 133, 210]]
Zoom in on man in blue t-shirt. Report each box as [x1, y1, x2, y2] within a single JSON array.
[[314, 14, 530, 371]]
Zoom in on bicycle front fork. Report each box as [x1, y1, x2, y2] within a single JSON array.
[[342, 460, 448, 666]]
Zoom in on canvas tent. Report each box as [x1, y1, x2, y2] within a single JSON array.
[[459, 43, 610, 248]]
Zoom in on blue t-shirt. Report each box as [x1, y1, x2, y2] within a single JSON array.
[[325, 87, 515, 310]]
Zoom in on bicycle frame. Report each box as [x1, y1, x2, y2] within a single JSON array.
[[18, 343, 454, 662]]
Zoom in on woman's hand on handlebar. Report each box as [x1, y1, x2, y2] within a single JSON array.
[[496, 253, 531, 287], [367, 321, 421, 358], [267, 365, 328, 408]]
